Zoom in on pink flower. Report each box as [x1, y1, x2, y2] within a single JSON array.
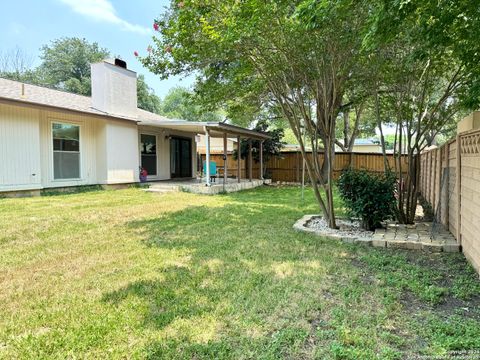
[[178, 1, 184, 8], [147, 46, 152, 53], [153, 22, 159, 31], [134, 51, 139, 57]]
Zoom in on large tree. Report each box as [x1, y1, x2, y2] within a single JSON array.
[[160, 86, 222, 122], [0, 38, 162, 114], [142, 0, 370, 228], [366, 0, 477, 223]]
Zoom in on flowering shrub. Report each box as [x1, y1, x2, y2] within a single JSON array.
[[337, 169, 396, 230]]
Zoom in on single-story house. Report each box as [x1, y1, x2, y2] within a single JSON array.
[[335, 139, 382, 153], [0, 58, 269, 195]]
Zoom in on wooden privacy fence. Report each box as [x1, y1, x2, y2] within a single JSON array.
[[200, 151, 408, 182], [419, 128, 480, 274]]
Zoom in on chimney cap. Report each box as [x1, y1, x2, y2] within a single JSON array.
[[114, 58, 127, 69]]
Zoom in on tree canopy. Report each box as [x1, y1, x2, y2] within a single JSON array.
[[142, 0, 375, 227], [0, 37, 162, 114], [159, 86, 222, 122]]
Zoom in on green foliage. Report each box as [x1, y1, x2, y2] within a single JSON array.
[[337, 169, 396, 230], [0, 38, 162, 114], [37, 37, 110, 95], [367, 0, 480, 109], [159, 86, 222, 121], [233, 119, 285, 166], [137, 75, 162, 114]]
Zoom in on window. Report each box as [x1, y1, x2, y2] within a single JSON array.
[[140, 134, 157, 176], [52, 123, 80, 179]]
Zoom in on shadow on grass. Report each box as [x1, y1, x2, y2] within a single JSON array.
[[100, 186, 480, 358], [101, 188, 342, 358]]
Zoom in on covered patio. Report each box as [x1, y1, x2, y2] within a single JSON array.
[[138, 119, 271, 189]]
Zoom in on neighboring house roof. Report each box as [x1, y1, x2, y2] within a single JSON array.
[[353, 138, 379, 146], [0, 77, 171, 123]]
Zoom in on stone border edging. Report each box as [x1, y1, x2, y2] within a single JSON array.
[[293, 214, 372, 245], [293, 215, 461, 252]]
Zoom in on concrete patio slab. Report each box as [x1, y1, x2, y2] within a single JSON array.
[[145, 178, 271, 195]]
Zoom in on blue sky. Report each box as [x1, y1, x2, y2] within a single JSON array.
[[0, 0, 193, 98]]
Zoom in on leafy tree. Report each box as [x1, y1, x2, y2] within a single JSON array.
[[367, 1, 475, 223], [0, 38, 162, 114], [142, 0, 371, 228], [137, 75, 162, 113], [159, 86, 222, 121], [37, 37, 109, 95]]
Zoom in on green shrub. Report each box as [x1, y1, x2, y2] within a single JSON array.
[[337, 169, 396, 230]]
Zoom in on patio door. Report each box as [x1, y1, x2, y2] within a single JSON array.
[[170, 137, 192, 178]]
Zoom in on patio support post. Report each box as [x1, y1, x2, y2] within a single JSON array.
[[205, 127, 211, 186], [248, 139, 253, 182], [237, 135, 241, 183], [223, 132, 228, 184], [260, 140, 264, 180]]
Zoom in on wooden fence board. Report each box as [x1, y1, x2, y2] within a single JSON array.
[[201, 151, 408, 182]]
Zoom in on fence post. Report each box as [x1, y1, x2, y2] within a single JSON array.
[[436, 148, 442, 217], [444, 143, 449, 227], [429, 150, 433, 206], [455, 134, 462, 244]]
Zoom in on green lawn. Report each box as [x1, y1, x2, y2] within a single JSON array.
[[1, 186, 479, 359]]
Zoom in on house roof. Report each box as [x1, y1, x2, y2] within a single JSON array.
[[0, 77, 270, 139], [0, 77, 171, 123], [353, 138, 379, 146]]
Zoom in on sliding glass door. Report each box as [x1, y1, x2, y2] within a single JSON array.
[[170, 137, 192, 178]]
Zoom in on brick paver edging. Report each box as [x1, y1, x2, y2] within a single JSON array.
[[294, 215, 461, 252]]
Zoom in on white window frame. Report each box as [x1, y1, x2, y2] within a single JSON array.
[[140, 132, 158, 177], [51, 121, 82, 181]]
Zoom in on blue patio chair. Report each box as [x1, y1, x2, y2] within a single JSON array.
[[203, 161, 218, 182]]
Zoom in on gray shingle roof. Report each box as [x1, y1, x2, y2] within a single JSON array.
[[0, 77, 171, 123]]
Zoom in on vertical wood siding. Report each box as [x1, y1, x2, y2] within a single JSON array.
[[0, 104, 41, 190]]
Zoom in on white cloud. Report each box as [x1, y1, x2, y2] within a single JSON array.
[[59, 0, 150, 35]]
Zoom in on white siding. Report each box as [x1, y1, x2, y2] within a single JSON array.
[[104, 120, 139, 183], [0, 102, 201, 193], [0, 104, 42, 191]]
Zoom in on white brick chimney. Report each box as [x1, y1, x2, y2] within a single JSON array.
[[91, 59, 137, 118]]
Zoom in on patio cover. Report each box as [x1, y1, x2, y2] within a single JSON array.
[[138, 119, 271, 140]]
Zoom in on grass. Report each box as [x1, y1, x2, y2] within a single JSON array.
[[0, 185, 479, 359]]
